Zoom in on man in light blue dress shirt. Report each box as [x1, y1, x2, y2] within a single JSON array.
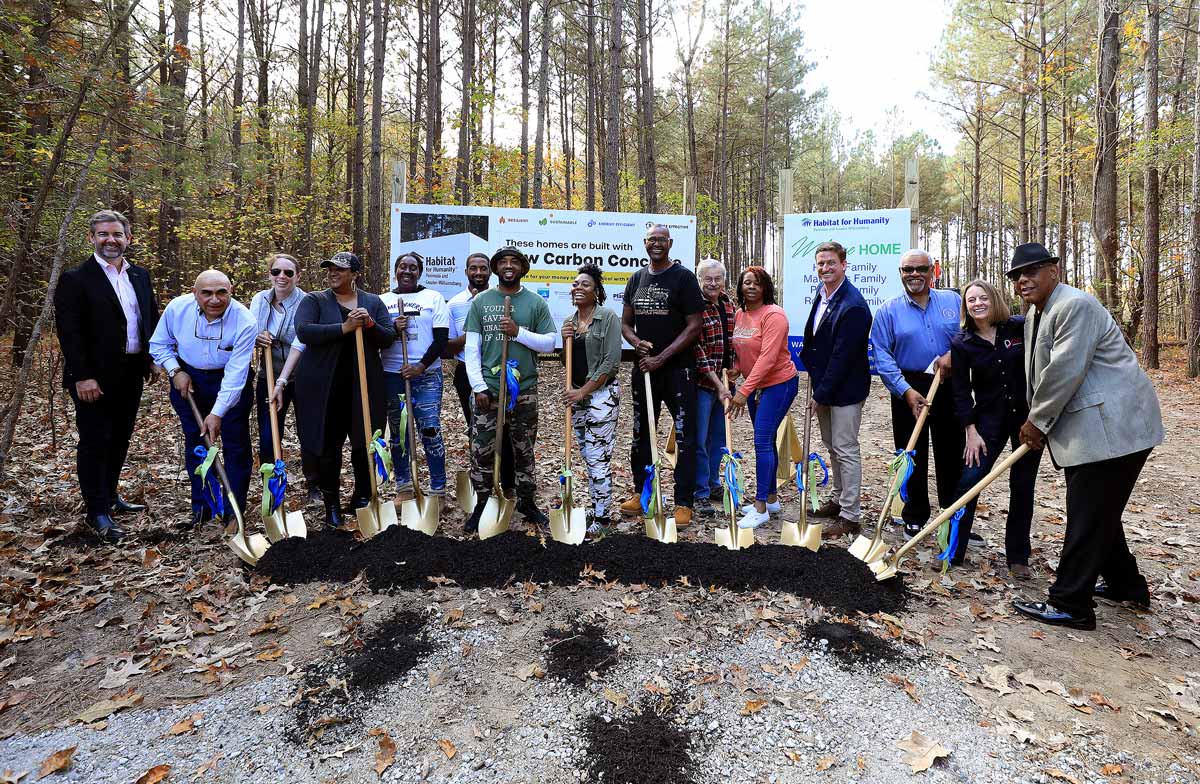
[[869, 250, 966, 540], [149, 270, 257, 528]]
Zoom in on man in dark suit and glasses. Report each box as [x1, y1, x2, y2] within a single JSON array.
[[54, 209, 160, 543]]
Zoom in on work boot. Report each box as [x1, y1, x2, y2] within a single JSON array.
[[465, 494, 490, 536], [618, 494, 644, 516], [674, 506, 693, 528], [517, 499, 549, 529], [693, 497, 715, 518], [821, 516, 861, 540], [813, 500, 841, 518], [323, 493, 344, 528]]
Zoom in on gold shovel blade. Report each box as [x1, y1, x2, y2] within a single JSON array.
[[283, 510, 307, 539], [227, 531, 270, 566], [800, 523, 823, 551], [356, 505, 382, 539], [780, 521, 822, 551], [550, 507, 586, 545], [871, 554, 899, 580], [643, 515, 678, 543], [714, 525, 755, 551], [478, 495, 513, 540], [848, 532, 878, 561], [455, 471, 477, 511], [263, 507, 288, 543]]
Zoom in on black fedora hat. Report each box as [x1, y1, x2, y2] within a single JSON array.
[[1007, 242, 1059, 279]]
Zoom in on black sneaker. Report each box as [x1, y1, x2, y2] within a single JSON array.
[[903, 521, 923, 540], [967, 531, 985, 545], [517, 499, 549, 528], [464, 494, 489, 536]]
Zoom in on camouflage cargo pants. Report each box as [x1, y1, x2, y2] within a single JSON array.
[[470, 390, 539, 500]]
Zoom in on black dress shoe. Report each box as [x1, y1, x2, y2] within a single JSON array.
[[1093, 579, 1151, 610], [178, 506, 214, 531], [1012, 600, 1096, 630], [323, 494, 344, 528], [86, 513, 126, 544], [517, 498, 549, 528], [344, 496, 371, 513], [110, 496, 146, 515]]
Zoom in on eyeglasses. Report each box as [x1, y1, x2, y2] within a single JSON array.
[[270, 268, 295, 278], [900, 265, 931, 275], [644, 237, 670, 245], [1007, 262, 1055, 281]]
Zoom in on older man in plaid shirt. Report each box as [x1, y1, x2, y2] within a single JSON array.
[[692, 258, 737, 518]]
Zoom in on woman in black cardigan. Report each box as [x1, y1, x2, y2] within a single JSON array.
[[294, 252, 396, 527]]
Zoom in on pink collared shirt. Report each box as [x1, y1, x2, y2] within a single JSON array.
[[94, 254, 142, 353]]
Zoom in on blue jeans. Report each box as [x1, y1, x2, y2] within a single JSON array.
[[385, 368, 446, 492], [694, 387, 726, 500], [747, 375, 799, 502]]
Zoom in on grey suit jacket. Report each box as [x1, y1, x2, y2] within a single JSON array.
[[1025, 283, 1163, 467]]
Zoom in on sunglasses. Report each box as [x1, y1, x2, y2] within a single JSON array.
[[271, 268, 295, 278], [900, 265, 931, 275]]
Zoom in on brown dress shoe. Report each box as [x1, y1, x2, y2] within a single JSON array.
[[674, 506, 693, 528], [619, 495, 644, 515], [821, 516, 861, 539], [813, 500, 841, 518], [1008, 564, 1031, 580]]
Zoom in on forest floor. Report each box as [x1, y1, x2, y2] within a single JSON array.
[[1, 348, 1199, 784]]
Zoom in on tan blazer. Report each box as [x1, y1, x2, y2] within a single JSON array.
[[1025, 283, 1163, 467]]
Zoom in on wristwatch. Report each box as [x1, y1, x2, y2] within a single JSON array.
[[167, 367, 180, 380]]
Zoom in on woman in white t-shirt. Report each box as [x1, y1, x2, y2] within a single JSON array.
[[380, 252, 451, 498]]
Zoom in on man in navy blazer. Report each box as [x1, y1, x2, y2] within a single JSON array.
[[54, 210, 160, 543], [799, 241, 872, 538]]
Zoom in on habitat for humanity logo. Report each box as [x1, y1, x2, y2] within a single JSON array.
[[801, 218, 812, 227]]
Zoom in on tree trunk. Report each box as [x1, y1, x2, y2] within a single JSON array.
[[603, 0, 622, 211], [409, 0, 423, 183], [635, 0, 657, 213], [584, 0, 596, 209], [367, 0, 387, 290], [352, 0, 366, 251], [157, 0, 191, 291], [113, 0, 135, 222], [454, 0, 475, 204], [248, 0, 275, 217], [231, 0, 245, 264], [532, 0, 552, 207], [518, 0, 531, 207], [424, 0, 441, 202], [1190, 26, 1200, 377], [1036, 0, 1049, 244], [1093, 0, 1121, 312], [1142, 0, 1160, 367]]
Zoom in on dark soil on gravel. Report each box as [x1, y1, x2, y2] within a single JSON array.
[[256, 527, 908, 615], [582, 703, 694, 784], [346, 610, 433, 692], [544, 622, 618, 686], [802, 621, 904, 665]]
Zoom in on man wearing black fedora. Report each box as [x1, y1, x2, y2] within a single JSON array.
[[1007, 242, 1163, 630]]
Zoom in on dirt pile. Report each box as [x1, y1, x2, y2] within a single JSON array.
[[801, 621, 903, 665], [345, 610, 433, 692], [544, 622, 617, 686], [256, 527, 908, 615], [582, 704, 693, 784]]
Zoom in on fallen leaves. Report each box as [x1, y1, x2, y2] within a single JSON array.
[[132, 764, 170, 784], [372, 730, 396, 775], [74, 689, 143, 724], [514, 663, 545, 682], [1016, 670, 1070, 698], [436, 738, 457, 759], [1045, 769, 1080, 784], [168, 712, 202, 736], [883, 674, 920, 703], [98, 657, 146, 690], [739, 699, 768, 716], [980, 664, 1015, 696], [34, 747, 74, 780], [895, 731, 949, 773], [815, 755, 837, 771], [602, 688, 629, 709]]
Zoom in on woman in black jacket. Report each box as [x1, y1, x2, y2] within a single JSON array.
[[947, 278, 1041, 576], [294, 252, 396, 527]]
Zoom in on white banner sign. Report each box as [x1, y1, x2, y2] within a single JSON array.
[[780, 207, 910, 367], [388, 204, 697, 339]]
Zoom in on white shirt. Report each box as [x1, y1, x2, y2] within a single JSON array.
[[149, 294, 257, 418], [446, 288, 476, 362], [379, 287, 450, 373], [814, 277, 845, 331], [94, 254, 142, 353]]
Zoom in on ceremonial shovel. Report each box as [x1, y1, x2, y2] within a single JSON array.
[[354, 326, 399, 538], [549, 335, 586, 545], [478, 296, 517, 540], [780, 376, 822, 551], [663, 427, 679, 470], [641, 373, 678, 543], [395, 298, 441, 535], [872, 444, 1032, 580], [714, 370, 753, 551], [849, 368, 943, 563], [260, 350, 306, 541], [185, 393, 270, 565], [775, 414, 803, 482]]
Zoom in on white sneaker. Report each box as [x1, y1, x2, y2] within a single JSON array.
[[737, 508, 771, 529], [741, 501, 781, 516]]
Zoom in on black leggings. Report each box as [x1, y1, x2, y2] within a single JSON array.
[[317, 388, 371, 500]]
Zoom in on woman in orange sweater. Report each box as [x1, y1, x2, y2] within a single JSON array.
[[728, 266, 799, 530]]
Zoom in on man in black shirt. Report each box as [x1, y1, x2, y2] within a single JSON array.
[[618, 225, 705, 527]]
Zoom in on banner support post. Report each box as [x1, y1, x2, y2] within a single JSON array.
[[777, 167, 793, 298], [901, 155, 919, 249]]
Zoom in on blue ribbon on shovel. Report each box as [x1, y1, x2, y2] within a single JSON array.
[[194, 445, 225, 518]]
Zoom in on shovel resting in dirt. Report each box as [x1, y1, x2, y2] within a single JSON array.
[[775, 414, 803, 482], [714, 371, 753, 551], [549, 336, 586, 545], [354, 326, 399, 539], [872, 444, 1032, 580], [395, 298, 441, 536], [849, 368, 943, 563], [640, 372, 678, 544], [478, 296, 517, 540], [259, 350, 306, 542], [185, 393, 270, 565], [780, 376, 822, 551]]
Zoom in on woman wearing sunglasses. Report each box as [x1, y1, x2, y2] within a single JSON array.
[[250, 253, 320, 506]]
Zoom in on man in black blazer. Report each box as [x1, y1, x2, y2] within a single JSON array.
[[54, 210, 160, 542], [799, 241, 872, 538]]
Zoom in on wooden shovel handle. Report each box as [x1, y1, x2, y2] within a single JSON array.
[[397, 297, 423, 480], [353, 326, 380, 500], [184, 392, 249, 546], [563, 331, 573, 462], [492, 296, 512, 492], [799, 375, 813, 528], [264, 350, 283, 462], [870, 367, 945, 535]]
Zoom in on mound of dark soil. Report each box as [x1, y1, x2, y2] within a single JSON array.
[[345, 610, 433, 692], [582, 705, 693, 784], [256, 528, 908, 616], [802, 621, 903, 665], [544, 622, 617, 686]]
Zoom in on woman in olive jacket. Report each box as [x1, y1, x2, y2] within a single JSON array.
[[294, 252, 396, 527], [559, 264, 623, 533]]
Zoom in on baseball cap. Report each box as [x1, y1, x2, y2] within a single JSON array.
[[321, 251, 362, 272]]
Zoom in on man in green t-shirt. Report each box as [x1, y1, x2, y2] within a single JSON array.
[[463, 246, 557, 534]]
